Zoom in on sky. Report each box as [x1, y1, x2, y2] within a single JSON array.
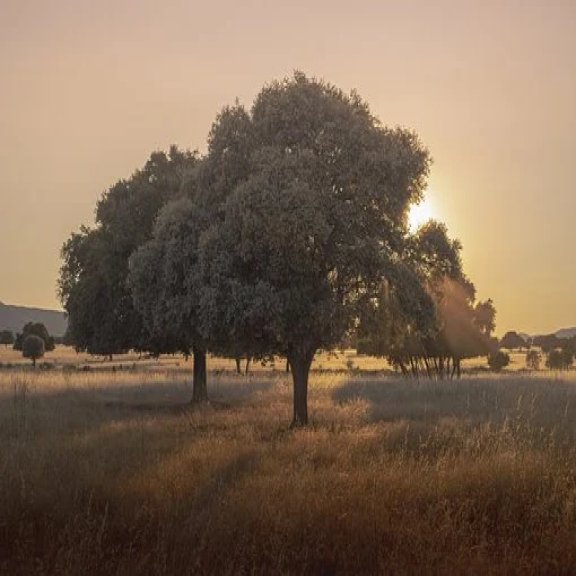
[[0, 0, 574, 335]]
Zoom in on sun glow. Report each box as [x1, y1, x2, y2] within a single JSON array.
[[408, 193, 436, 231]]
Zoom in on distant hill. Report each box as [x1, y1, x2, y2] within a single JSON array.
[[518, 328, 576, 341], [555, 327, 576, 339], [0, 302, 67, 337]]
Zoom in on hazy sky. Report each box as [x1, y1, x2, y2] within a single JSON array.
[[1, 0, 574, 335]]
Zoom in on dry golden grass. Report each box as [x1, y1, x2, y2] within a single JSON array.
[[1, 348, 576, 574]]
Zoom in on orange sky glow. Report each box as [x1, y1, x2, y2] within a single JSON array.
[[0, 0, 574, 335]]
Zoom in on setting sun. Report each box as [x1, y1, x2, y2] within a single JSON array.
[[408, 192, 436, 231]]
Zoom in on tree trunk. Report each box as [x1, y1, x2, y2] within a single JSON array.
[[288, 348, 315, 428], [235, 357, 242, 375], [192, 345, 208, 403], [244, 357, 251, 375]]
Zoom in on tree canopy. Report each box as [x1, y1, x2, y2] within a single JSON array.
[[22, 334, 45, 367], [0, 330, 14, 347], [500, 331, 527, 350], [59, 147, 197, 357], [14, 322, 55, 352]]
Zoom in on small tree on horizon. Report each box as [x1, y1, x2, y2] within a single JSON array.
[[0, 330, 14, 347], [13, 322, 55, 352], [526, 349, 542, 370], [500, 331, 527, 350], [546, 348, 573, 370], [488, 350, 510, 372], [22, 334, 45, 367]]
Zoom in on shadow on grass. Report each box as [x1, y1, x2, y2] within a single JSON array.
[[332, 374, 576, 430], [0, 372, 279, 443]]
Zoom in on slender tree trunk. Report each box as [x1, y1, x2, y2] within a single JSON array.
[[451, 357, 459, 380], [245, 356, 251, 376], [192, 345, 208, 403], [235, 357, 242, 375], [423, 357, 432, 379], [288, 347, 315, 428]]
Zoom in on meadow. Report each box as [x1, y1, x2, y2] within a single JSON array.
[[1, 347, 576, 574]]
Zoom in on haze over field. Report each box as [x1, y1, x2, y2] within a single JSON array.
[[1, 0, 575, 334]]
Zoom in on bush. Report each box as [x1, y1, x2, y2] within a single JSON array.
[[22, 335, 45, 367], [488, 350, 510, 372], [546, 348, 574, 370], [0, 330, 14, 347], [526, 350, 542, 371], [13, 322, 55, 352]]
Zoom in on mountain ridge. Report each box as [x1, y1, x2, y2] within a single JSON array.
[[0, 302, 67, 337]]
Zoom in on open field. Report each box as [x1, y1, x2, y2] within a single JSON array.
[[2, 351, 576, 574]]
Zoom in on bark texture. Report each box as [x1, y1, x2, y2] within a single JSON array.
[[192, 345, 208, 403], [288, 348, 316, 427]]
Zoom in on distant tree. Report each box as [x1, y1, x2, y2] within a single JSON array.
[[526, 349, 542, 370], [532, 334, 561, 353], [358, 221, 494, 379], [488, 350, 510, 372], [474, 299, 496, 337], [0, 330, 14, 347], [13, 322, 55, 351], [22, 334, 45, 367], [546, 348, 574, 370], [500, 331, 526, 350]]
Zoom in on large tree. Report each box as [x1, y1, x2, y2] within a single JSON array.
[[200, 73, 431, 426], [58, 147, 197, 357]]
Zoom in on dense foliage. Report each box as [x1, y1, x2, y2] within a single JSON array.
[[22, 334, 45, 366], [13, 322, 55, 352], [0, 330, 14, 347], [59, 147, 197, 357], [488, 350, 510, 372], [358, 221, 496, 378], [500, 331, 527, 350]]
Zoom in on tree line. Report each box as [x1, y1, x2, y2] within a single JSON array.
[[500, 330, 575, 371], [59, 73, 498, 426]]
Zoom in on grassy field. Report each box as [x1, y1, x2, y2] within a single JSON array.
[[1, 347, 576, 574]]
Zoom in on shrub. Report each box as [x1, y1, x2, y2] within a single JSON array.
[[0, 330, 14, 347], [546, 348, 574, 370], [13, 322, 55, 351], [488, 350, 510, 372], [526, 350, 542, 371]]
